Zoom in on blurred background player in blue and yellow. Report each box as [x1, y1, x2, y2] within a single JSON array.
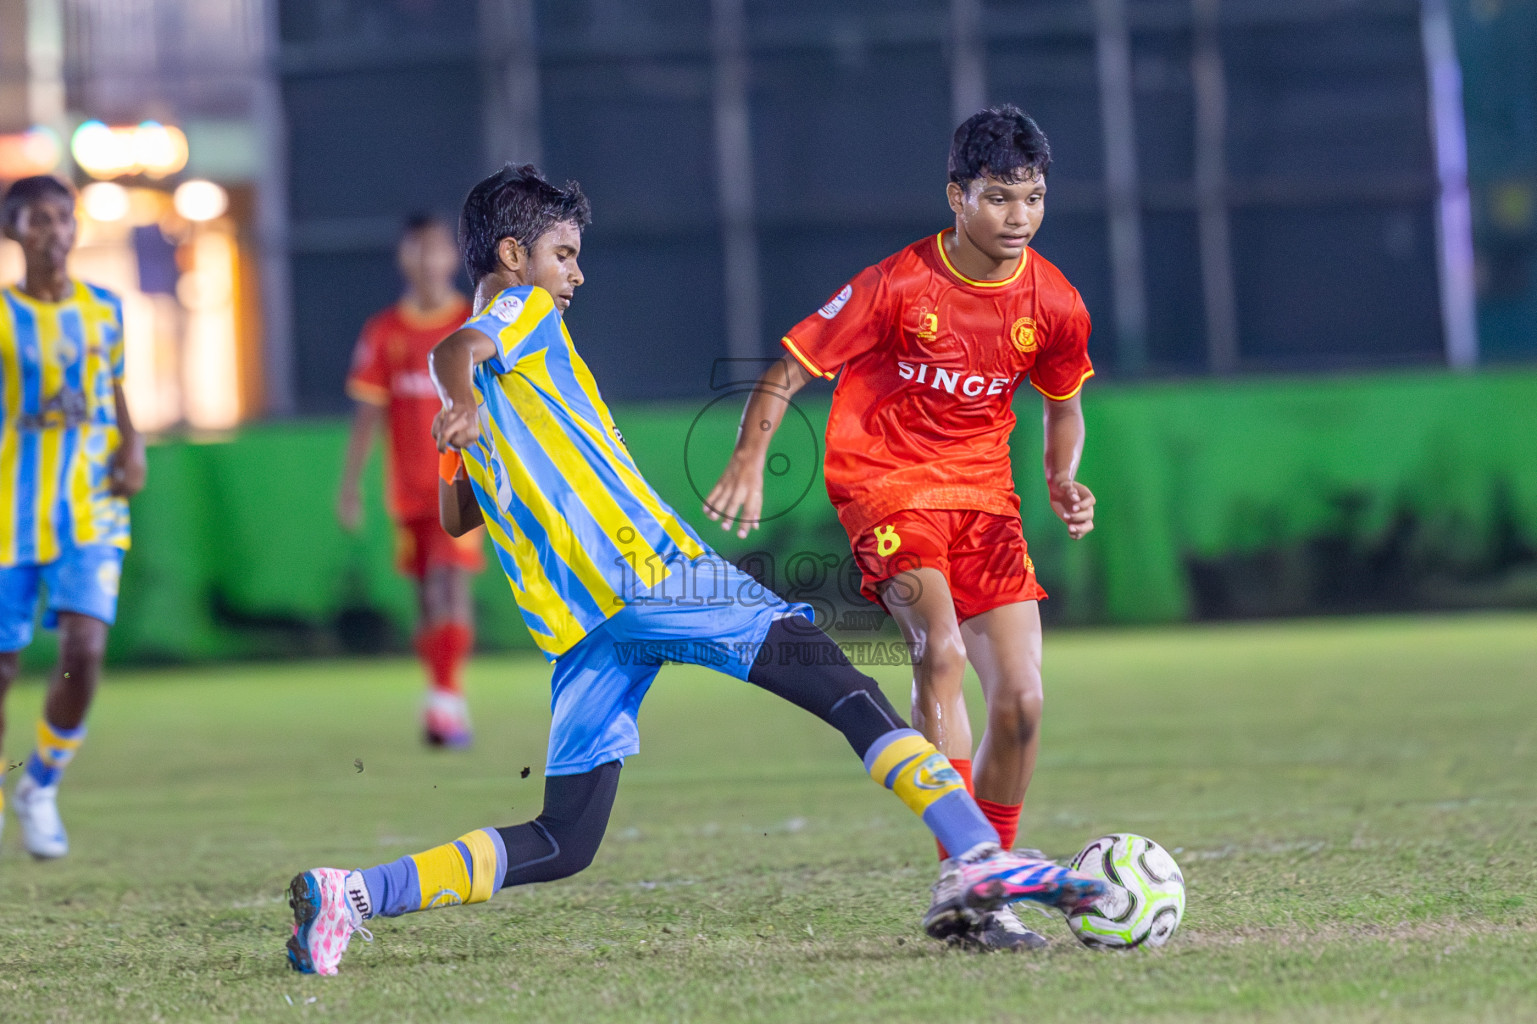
[[0, 175, 146, 859], [337, 214, 481, 748]]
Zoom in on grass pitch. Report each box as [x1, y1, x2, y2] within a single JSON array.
[[1, 613, 1534, 1023]]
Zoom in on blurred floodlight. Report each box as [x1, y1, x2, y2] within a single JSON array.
[[0, 127, 63, 178], [81, 182, 131, 223], [72, 120, 190, 179], [133, 121, 189, 178], [73, 120, 132, 178], [174, 180, 228, 222]]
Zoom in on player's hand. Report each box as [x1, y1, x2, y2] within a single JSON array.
[[109, 434, 147, 498], [433, 400, 480, 452], [337, 486, 363, 532], [1049, 477, 1095, 539], [704, 453, 765, 539]]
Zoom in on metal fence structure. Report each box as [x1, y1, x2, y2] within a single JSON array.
[[5, 1, 1529, 413], [273, 0, 1486, 412]]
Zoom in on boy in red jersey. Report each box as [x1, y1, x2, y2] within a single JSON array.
[[707, 106, 1096, 950], [338, 215, 483, 747]]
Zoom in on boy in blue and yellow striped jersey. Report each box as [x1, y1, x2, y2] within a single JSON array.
[[283, 165, 1104, 974], [0, 176, 146, 859]]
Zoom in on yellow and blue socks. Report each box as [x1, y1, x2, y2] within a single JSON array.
[[26, 717, 85, 789], [865, 728, 998, 858], [349, 827, 508, 919]]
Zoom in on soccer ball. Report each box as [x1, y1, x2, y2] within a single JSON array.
[[1065, 833, 1185, 949]]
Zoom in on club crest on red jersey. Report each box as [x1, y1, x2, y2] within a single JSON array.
[[916, 311, 939, 340], [1011, 316, 1038, 353], [818, 284, 853, 320]]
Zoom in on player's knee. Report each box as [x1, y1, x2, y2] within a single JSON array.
[[988, 685, 1043, 746], [911, 630, 967, 686], [538, 816, 603, 879], [58, 621, 108, 673], [0, 652, 21, 689]]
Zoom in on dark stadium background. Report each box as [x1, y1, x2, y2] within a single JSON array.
[[1, 0, 1535, 662]]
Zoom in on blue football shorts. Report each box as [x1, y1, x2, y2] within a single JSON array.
[[0, 541, 125, 651], [543, 559, 814, 776]]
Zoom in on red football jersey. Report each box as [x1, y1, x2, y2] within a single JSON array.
[[782, 231, 1093, 540], [346, 298, 472, 521]]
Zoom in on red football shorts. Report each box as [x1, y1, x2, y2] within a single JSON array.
[[395, 517, 486, 580], [850, 508, 1047, 621]]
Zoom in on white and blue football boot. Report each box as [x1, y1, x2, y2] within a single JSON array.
[[923, 843, 1106, 940]]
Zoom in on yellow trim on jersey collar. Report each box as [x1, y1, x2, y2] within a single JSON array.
[[934, 230, 1028, 288], [3, 280, 88, 309], [396, 295, 469, 330]]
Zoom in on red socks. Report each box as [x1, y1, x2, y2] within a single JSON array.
[[416, 622, 473, 695], [975, 797, 1021, 852], [936, 758, 1023, 859], [950, 758, 974, 794]]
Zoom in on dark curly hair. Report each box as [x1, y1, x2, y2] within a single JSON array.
[[3, 175, 74, 229], [948, 104, 1051, 189], [459, 164, 591, 282]]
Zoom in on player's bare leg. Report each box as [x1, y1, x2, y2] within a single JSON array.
[[43, 612, 108, 731], [13, 612, 108, 858], [0, 650, 17, 846], [420, 563, 474, 628], [417, 564, 474, 747], [952, 599, 1049, 949], [883, 567, 974, 769], [961, 599, 1044, 810], [886, 574, 1049, 951], [0, 650, 18, 744]]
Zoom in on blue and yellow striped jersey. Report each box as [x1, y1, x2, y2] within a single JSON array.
[[460, 285, 709, 659], [0, 281, 130, 566]]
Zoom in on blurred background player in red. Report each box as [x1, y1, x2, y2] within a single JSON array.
[[337, 214, 481, 748], [708, 105, 1096, 950]]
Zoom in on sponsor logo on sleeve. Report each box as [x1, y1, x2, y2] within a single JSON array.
[[818, 284, 853, 320], [488, 294, 525, 324]]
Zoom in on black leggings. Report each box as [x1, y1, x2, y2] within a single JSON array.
[[497, 760, 622, 887], [495, 621, 908, 888], [745, 618, 907, 760]]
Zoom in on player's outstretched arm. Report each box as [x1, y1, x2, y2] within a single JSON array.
[[109, 383, 147, 498], [337, 401, 383, 531], [439, 472, 484, 537], [705, 354, 813, 538], [1043, 393, 1095, 539], [428, 327, 498, 452]]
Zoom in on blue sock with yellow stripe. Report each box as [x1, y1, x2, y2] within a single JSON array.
[[26, 717, 85, 788], [864, 729, 998, 859], [351, 827, 508, 919]]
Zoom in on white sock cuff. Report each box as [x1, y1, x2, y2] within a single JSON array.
[[343, 870, 372, 923]]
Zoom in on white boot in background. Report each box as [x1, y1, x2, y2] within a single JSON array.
[[12, 772, 68, 859]]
